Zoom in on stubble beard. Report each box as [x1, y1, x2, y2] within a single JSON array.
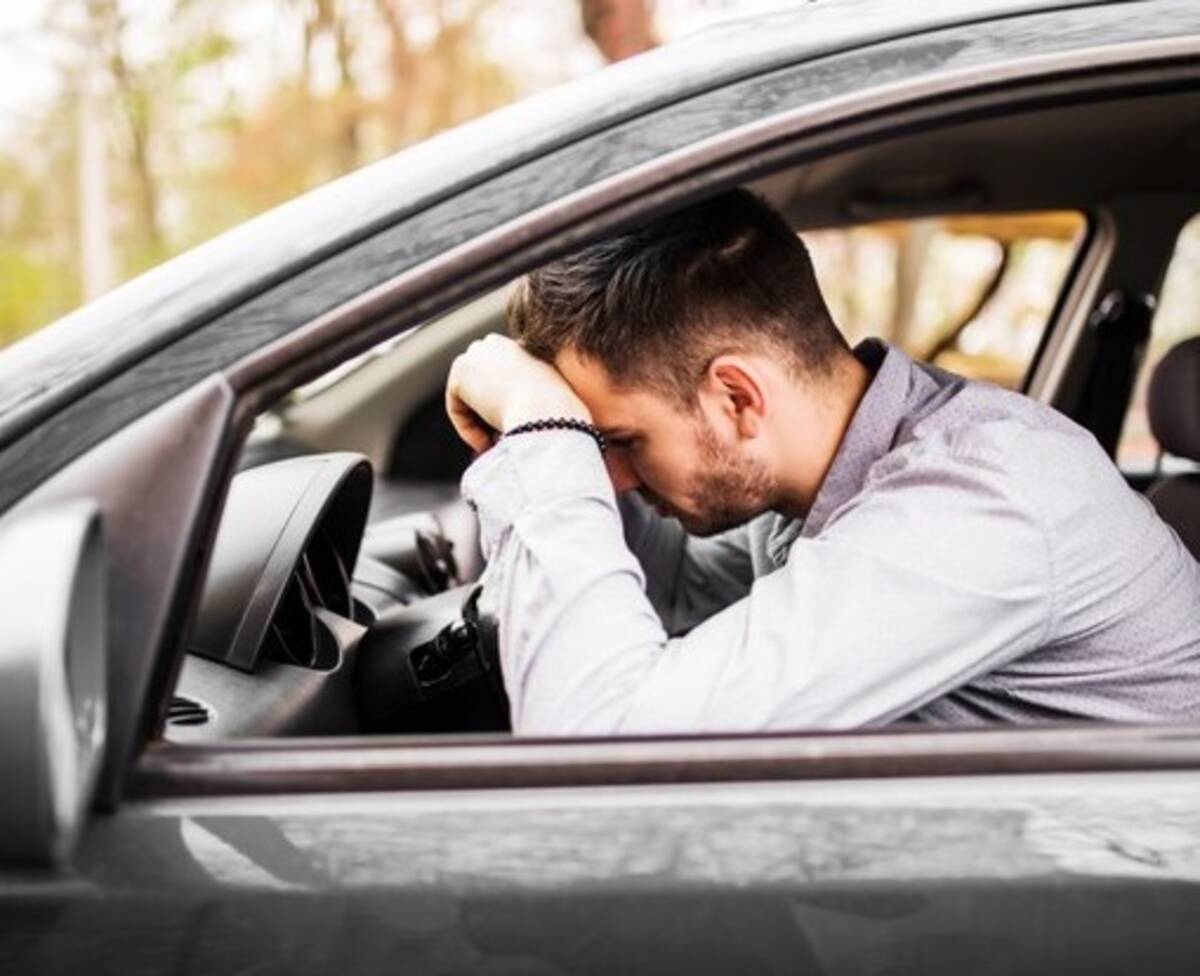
[[677, 420, 777, 537]]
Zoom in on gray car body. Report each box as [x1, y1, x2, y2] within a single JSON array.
[[3, 1, 1200, 972]]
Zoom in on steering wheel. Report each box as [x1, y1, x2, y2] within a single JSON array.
[[355, 582, 509, 734]]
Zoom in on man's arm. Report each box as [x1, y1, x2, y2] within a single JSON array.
[[465, 432, 1053, 735], [442, 331, 753, 635]]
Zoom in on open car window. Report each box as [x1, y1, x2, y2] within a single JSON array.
[[171, 207, 1090, 745]]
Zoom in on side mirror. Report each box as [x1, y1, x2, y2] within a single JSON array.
[[0, 502, 107, 867]]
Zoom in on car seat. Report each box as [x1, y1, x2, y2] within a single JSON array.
[[1146, 336, 1200, 559]]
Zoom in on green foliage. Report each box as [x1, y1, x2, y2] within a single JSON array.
[[171, 31, 236, 80], [0, 246, 80, 346], [0, 0, 524, 347]]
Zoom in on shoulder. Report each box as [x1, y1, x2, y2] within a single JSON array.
[[832, 377, 1117, 552], [814, 387, 1057, 594], [882, 376, 1098, 484]]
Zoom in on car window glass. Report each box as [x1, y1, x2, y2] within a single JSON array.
[[1116, 213, 1200, 475], [803, 211, 1085, 388]]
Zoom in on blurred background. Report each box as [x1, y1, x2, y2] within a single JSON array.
[[1, 0, 1196, 467], [0, 0, 761, 346]]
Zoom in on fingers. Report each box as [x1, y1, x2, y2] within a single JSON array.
[[445, 356, 496, 453], [447, 394, 495, 454], [444, 334, 593, 455]]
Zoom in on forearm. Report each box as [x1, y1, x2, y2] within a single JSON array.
[[465, 433, 668, 733]]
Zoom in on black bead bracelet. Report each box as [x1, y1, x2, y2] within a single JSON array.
[[502, 417, 608, 454]]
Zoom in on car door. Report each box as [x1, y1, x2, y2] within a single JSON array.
[[4, 3, 1200, 974]]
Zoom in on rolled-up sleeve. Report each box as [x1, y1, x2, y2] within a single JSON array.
[[464, 432, 1053, 735], [464, 432, 668, 733]]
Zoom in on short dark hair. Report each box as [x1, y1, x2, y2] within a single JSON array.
[[509, 188, 849, 402]]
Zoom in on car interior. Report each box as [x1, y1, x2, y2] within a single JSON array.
[[164, 83, 1200, 745]]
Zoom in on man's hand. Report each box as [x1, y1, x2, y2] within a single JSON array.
[[445, 334, 592, 453]]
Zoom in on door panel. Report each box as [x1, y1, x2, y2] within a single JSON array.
[[5, 772, 1199, 974]]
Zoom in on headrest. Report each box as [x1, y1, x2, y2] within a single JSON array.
[[1148, 336, 1200, 462]]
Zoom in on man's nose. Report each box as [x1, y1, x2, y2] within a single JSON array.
[[605, 450, 641, 494]]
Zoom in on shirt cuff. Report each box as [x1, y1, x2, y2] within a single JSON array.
[[461, 430, 616, 554]]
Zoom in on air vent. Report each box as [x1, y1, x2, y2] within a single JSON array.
[[304, 528, 354, 618], [168, 695, 212, 727], [262, 529, 356, 670]]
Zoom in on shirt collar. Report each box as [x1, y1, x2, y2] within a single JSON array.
[[765, 339, 913, 564]]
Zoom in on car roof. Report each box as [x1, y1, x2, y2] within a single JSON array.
[[0, 0, 1147, 446]]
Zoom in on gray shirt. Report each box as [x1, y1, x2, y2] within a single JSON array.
[[463, 340, 1200, 733]]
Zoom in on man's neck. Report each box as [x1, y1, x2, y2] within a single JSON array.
[[774, 353, 873, 519]]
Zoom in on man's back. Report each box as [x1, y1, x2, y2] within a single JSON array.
[[623, 340, 1200, 727], [884, 350, 1200, 724]]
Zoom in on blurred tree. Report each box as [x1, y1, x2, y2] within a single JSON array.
[[0, 149, 81, 345], [0, 0, 526, 344], [581, 0, 658, 62], [301, 0, 365, 171], [42, 0, 239, 272], [91, 0, 164, 256], [216, 0, 514, 219]]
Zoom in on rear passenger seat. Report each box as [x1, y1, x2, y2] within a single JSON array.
[[1146, 336, 1200, 559]]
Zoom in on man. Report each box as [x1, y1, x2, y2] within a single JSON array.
[[445, 189, 1200, 735]]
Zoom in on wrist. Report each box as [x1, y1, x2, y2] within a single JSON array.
[[502, 394, 591, 431], [503, 417, 607, 454]]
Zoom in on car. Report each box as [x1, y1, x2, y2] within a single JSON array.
[[4, 0, 1200, 971]]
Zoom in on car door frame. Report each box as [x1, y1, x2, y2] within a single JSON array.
[[136, 25, 1200, 800], [6, 5, 1200, 812]]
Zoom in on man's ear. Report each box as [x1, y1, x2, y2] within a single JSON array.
[[703, 355, 766, 438]]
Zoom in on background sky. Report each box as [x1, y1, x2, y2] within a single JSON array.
[[0, 2, 58, 143]]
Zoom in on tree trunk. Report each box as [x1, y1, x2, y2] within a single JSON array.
[[88, 0, 164, 258], [311, 0, 362, 170], [77, 47, 115, 300], [580, 0, 658, 63], [374, 0, 417, 144]]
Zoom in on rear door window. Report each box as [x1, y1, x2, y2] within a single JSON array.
[[804, 211, 1085, 388]]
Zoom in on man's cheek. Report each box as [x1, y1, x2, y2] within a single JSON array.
[[604, 452, 640, 493]]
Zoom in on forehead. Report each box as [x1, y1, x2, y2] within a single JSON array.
[[554, 347, 677, 431]]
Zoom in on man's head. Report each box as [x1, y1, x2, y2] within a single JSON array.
[[508, 189, 864, 534]]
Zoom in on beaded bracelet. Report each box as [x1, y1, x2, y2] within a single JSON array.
[[502, 417, 608, 454]]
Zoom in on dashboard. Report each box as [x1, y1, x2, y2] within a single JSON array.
[[168, 453, 506, 741]]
